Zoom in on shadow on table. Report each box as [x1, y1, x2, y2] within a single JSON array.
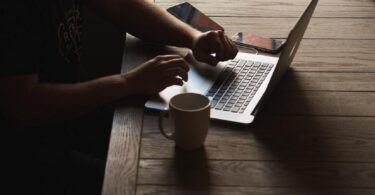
[[172, 146, 212, 194], [251, 70, 344, 191]]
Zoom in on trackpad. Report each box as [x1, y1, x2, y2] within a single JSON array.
[[145, 52, 225, 110]]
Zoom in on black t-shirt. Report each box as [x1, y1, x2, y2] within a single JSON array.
[[1, 0, 85, 179], [1, 0, 83, 83]]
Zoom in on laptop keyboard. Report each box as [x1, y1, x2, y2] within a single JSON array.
[[206, 59, 274, 113]]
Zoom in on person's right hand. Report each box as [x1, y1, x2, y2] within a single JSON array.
[[123, 55, 189, 95], [191, 30, 238, 66]]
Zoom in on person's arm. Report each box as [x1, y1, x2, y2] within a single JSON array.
[[88, 0, 198, 49], [0, 55, 188, 128], [87, 0, 238, 65]]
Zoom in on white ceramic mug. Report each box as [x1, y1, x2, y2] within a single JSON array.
[[159, 93, 211, 150]]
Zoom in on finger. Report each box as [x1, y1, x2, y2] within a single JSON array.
[[224, 35, 239, 59], [162, 77, 184, 88], [208, 31, 225, 61], [153, 55, 182, 62], [218, 31, 232, 60], [159, 58, 190, 72], [162, 67, 188, 81], [194, 52, 219, 66]]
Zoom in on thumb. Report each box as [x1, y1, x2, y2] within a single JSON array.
[[194, 52, 219, 66]]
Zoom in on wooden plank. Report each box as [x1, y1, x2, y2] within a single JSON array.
[[102, 35, 189, 195], [213, 17, 375, 40], [278, 72, 375, 91], [138, 159, 375, 188], [141, 115, 375, 162], [102, 107, 143, 195], [156, 0, 375, 18], [102, 35, 147, 195], [291, 40, 375, 72], [263, 91, 375, 116], [137, 185, 375, 195]]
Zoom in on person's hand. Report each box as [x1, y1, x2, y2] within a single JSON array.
[[123, 55, 189, 95], [191, 30, 238, 66]]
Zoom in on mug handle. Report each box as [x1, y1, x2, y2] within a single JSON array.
[[158, 110, 175, 140]]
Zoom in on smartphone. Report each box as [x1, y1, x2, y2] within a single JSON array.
[[231, 32, 284, 54], [167, 2, 224, 32]]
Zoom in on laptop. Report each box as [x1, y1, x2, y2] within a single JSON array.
[[145, 0, 318, 124]]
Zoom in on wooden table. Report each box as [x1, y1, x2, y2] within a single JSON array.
[[102, 0, 375, 194]]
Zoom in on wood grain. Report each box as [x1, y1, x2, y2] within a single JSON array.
[[213, 17, 375, 40], [137, 185, 375, 195], [156, 0, 375, 18], [138, 159, 375, 188], [101, 0, 375, 194], [291, 40, 375, 72], [277, 72, 375, 91], [102, 107, 144, 195], [141, 114, 375, 162], [262, 91, 375, 116], [102, 35, 148, 195]]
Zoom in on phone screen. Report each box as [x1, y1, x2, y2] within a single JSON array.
[[167, 2, 224, 32], [232, 32, 284, 53]]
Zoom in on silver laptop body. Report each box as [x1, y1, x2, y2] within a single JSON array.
[[145, 0, 318, 124]]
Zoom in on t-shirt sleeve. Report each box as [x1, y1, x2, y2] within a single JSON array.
[[0, 1, 43, 76]]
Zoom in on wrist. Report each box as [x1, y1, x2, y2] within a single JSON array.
[[187, 29, 202, 49], [119, 73, 132, 97]]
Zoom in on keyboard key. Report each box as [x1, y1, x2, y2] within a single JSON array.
[[211, 100, 218, 107], [237, 60, 246, 67], [208, 59, 269, 115], [219, 97, 228, 102], [231, 106, 241, 113], [215, 103, 225, 110], [245, 60, 254, 66], [245, 89, 252, 93], [239, 109, 245, 114], [207, 92, 215, 97], [235, 101, 243, 107], [226, 103, 234, 107]]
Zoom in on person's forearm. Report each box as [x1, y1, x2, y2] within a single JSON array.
[[90, 0, 201, 49], [10, 75, 127, 128]]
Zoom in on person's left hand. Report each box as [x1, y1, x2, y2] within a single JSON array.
[[191, 30, 238, 66]]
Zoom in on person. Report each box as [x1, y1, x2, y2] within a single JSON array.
[[0, 0, 238, 194]]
